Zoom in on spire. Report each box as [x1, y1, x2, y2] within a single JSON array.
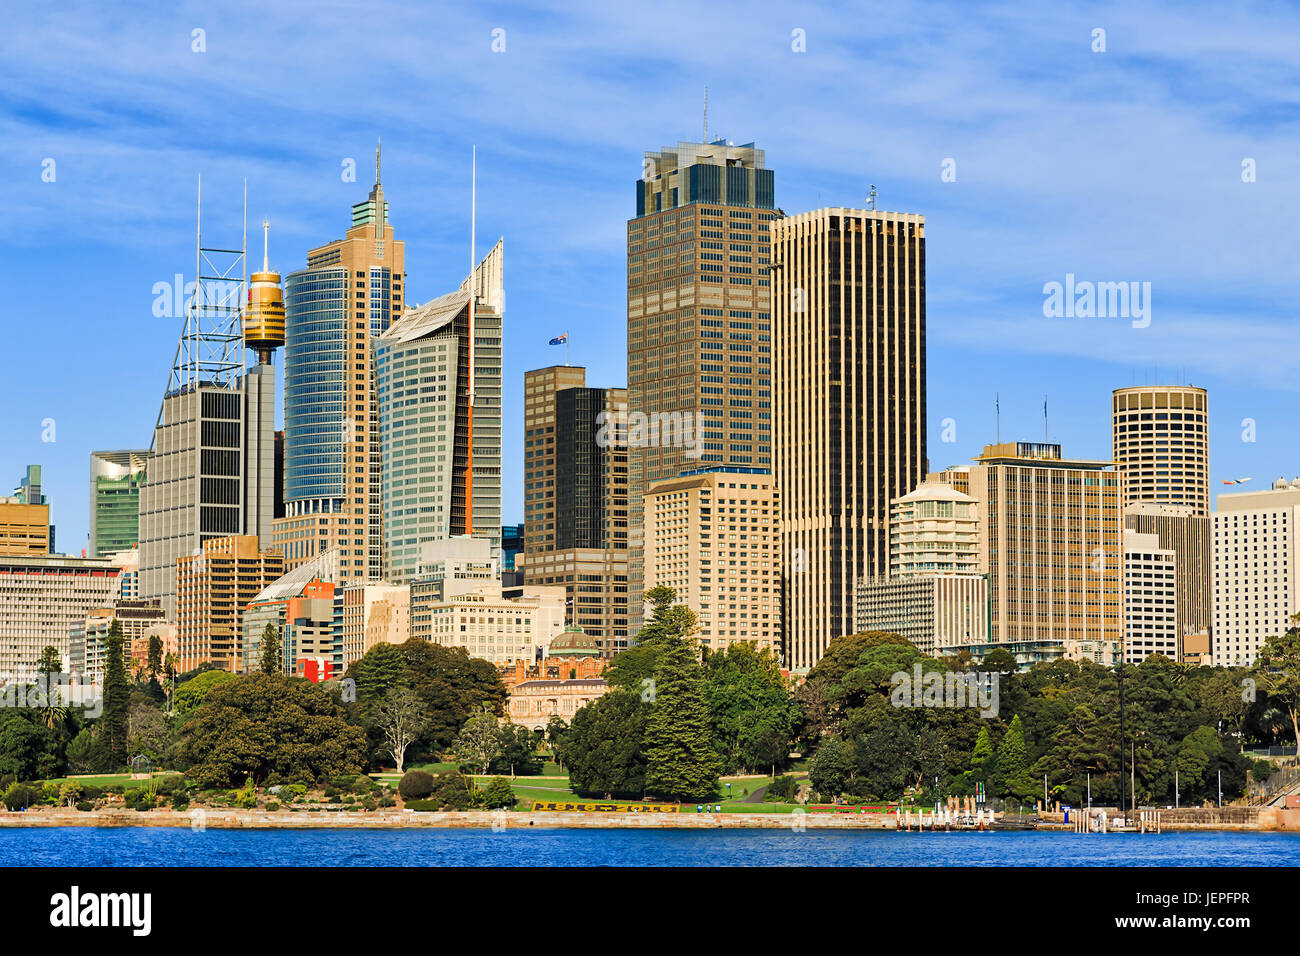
[[261, 218, 270, 272], [376, 137, 382, 186], [702, 85, 708, 143]]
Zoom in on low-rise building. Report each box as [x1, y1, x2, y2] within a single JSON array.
[[0, 554, 120, 679], [506, 678, 609, 731]]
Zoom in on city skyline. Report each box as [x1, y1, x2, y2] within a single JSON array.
[[5, 2, 1300, 554]]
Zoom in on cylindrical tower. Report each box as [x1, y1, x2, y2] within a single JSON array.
[[1111, 384, 1210, 516], [245, 219, 285, 365]]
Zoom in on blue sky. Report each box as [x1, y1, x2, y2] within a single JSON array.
[[3, 0, 1300, 551]]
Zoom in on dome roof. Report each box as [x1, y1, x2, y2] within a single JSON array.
[[548, 625, 601, 657]]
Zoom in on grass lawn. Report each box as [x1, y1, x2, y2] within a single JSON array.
[[38, 772, 184, 790]]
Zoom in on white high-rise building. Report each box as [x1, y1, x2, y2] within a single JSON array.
[[1212, 478, 1300, 666], [1123, 528, 1177, 663]]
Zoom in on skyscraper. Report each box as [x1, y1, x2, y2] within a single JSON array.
[[522, 365, 628, 653], [965, 442, 1123, 662], [274, 147, 405, 583], [137, 191, 280, 618], [1112, 385, 1210, 515], [1212, 478, 1300, 666], [773, 206, 927, 670], [627, 139, 779, 633], [88, 450, 149, 557], [1112, 384, 1212, 651], [374, 240, 503, 583], [13, 465, 54, 552], [175, 533, 284, 673]]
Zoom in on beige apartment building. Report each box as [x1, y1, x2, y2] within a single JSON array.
[[176, 534, 284, 673], [642, 468, 780, 656], [274, 150, 405, 583], [0, 499, 51, 556], [773, 207, 928, 671], [341, 582, 409, 666], [856, 481, 988, 655], [1112, 385, 1210, 516], [627, 139, 780, 634], [965, 442, 1123, 654], [522, 366, 629, 654], [1212, 478, 1300, 666]]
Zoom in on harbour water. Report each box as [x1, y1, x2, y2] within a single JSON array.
[[4, 827, 1300, 867]]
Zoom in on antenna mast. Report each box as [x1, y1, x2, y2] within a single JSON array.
[[703, 86, 708, 142]]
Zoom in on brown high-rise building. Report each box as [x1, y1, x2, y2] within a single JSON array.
[[272, 146, 405, 583], [1123, 502, 1211, 649], [176, 534, 284, 673], [966, 442, 1123, 657], [0, 499, 50, 556], [627, 139, 779, 634], [773, 207, 928, 671], [522, 366, 629, 653]]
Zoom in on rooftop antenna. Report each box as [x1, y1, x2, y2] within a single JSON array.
[[261, 218, 270, 271], [867, 184, 878, 211], [1043, 395, 1049, 442], [995, 392, 1001, 444], [703, 85, 708, 143], [376, 137, 382, 185]]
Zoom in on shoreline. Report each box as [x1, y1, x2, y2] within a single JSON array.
[[0, 808, 1295, 831]]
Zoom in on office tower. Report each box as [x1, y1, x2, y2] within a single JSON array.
[[175, 534, 284, 673], [138, 198, 280, 618], [0, 496, 51, 556], [0, 554, 120, 678], [855, 481, 988, 656], [414, 584, 566, 666], [627, 138, 779, 634], [1123, 502, 1211, 645], [275, 148, 406, 584], [1112, 385, 1210, 515], [89, 451, 148, 557], [642, 467, 780, 656], [341, 582, 409, 666], [1213, 478, 1300, 666], [501, 524, 523, 571], [773, 206, 928, 671], [374, 240, 503, 583], [1122, 528, 1177, 663], [522, 366, 629, 654], [964, 442, 1123, 664], [244, 579, 337, 679], [12, 465, 54, 552]]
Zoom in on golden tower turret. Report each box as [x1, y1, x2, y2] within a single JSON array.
[[245, 218, 285, 364]]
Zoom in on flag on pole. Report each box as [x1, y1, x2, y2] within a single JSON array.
[[549, 334, 568, 345]]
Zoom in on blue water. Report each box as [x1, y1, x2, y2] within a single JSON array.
[[3, 828, 1299, 866]]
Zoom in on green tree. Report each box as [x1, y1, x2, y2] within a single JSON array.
[[481, 776, 515, 809], [703, 643, 797, 774], [0, 712, 59, 780], [259, 623, 283, 676], [994, 714, 1035, 802], [643, 636, 721, 802], [559, 690, 649, 798], [372, 686, 426, 772], [36, 645, 61, 677], [970, 725, 994, 785], [452, 705, 502, 775], [1255, 621, 1300, 754], [493, 722, 542, 777], [179, 673, 366, 787], [809, 735, 853, 799], [172, 669, 239, 721], [98, 619, 130, 771], [146, 634, 163, 681]]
